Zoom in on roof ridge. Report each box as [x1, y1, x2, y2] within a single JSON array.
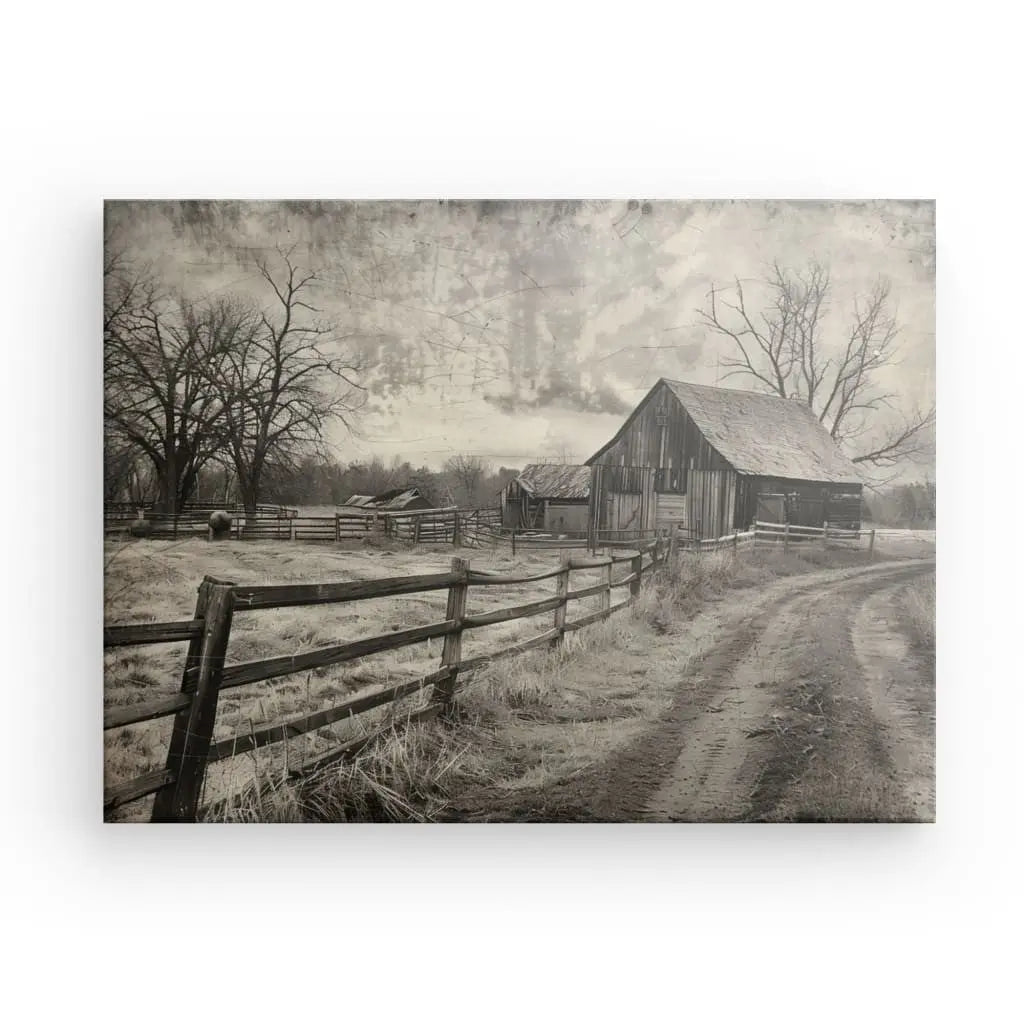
[[661, 377, 805, 405]]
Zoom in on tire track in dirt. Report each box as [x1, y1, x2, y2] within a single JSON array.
[[853, 583, 936, 820], [642, 561, 934, 822]]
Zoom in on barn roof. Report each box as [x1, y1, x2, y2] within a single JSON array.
[[588, 379, 864, 485], [516, 463, 591, 499]]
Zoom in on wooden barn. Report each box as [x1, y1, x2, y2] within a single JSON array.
[[500, 463, 591, 533], [586, 379, 864, 540]]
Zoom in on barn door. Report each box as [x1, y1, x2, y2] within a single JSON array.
[[756, 493, 785, 524], [792, 497, 824, 528]]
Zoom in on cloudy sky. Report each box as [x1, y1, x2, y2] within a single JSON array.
[[107, 199, 935, 476]]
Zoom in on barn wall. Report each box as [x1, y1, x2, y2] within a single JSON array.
[[590, 381, 734, 539], [542, 501, 589, 534], [501, 480, 524, 528], [736, 476, 863, 530], [686, 469, 737, 538], [654, 492, 687, 531]]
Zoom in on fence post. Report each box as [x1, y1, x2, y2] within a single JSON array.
[[289, 518, 296, 542], [151, 577, 236, 822], [600, 557, 612, 614], [783, 522, 790, 554], [868, 528, 876, 560], [552, 553, 570, 647], [630, 551, 643, 599], [433, 557, 469, 717], [822, 520, 829, 551], [453, 510, 461, 547], [512, 530, 517, 558], [414, 517, 421, 545]]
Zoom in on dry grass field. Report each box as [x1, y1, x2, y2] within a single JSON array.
[[104, 529, 934, 822], [104, 535, 612, 820]]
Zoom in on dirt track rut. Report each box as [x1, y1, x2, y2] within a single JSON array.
[[642, 560, 935, 821]]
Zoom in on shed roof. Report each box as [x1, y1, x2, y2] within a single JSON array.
[[516, 463, 591, 499], [588, 379, 864, 485], [377, 488, 429, 510], [342, 487, 430, 510]]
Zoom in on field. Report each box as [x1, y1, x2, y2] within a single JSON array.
[[104, 529, 935, 822], [104, 535, 614, 820]]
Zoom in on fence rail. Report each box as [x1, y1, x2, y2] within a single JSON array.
[[105, 537, 666, 821]]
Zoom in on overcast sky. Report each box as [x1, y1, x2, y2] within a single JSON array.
[[108, 199, 935, 477]]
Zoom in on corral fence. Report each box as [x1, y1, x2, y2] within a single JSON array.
[[104, 503, 300, 541], [104, 536, 669, 822], [103, 505, 504, 545]]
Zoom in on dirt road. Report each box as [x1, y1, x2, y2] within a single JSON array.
[[643, 559, 935, 822], [455, 557, 936, 823]]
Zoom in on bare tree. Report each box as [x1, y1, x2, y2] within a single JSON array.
[[696, 260, 935, 469], [104, 250, 250, 511], [213, 247, 366, 513], [443, 454, 491, 507]]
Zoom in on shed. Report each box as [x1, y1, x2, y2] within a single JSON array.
[[341, 487, 433, 513], [586, 378, 864, 540], [500, 463, 591, 533]]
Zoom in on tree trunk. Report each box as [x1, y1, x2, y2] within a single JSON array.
[[239, 475, 259, 517], [156, 452, 177, 515]]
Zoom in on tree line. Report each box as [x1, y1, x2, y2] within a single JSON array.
[[862, 480, 936, 528], [104, 241, 365, 513], [106, 449, 520, 514]]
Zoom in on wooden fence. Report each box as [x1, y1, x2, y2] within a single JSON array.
[[749, 519, 876, 556], [105, 501, 297, 520], [663, 521, 877, 556], [104, 536, 667, 822], [104, 506, 505, 545]]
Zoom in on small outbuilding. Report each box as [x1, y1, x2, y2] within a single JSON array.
[[500, 463, 591, 533], [341, 487, 433, 513], [586, 378, 864, 540]]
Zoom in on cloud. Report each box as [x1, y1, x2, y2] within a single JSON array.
[[484, 369, 631, 417]]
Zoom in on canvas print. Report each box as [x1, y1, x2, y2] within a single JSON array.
[[103, 200, 935, 823]]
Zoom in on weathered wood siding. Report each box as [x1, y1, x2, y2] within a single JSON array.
[[542, 501, 590, 534], [654, 492, 687, 531], [735, 476, 863, 530], [590, 381, 736, 538], [686, 469, 736, 538], [501, 479, 529, 528]]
